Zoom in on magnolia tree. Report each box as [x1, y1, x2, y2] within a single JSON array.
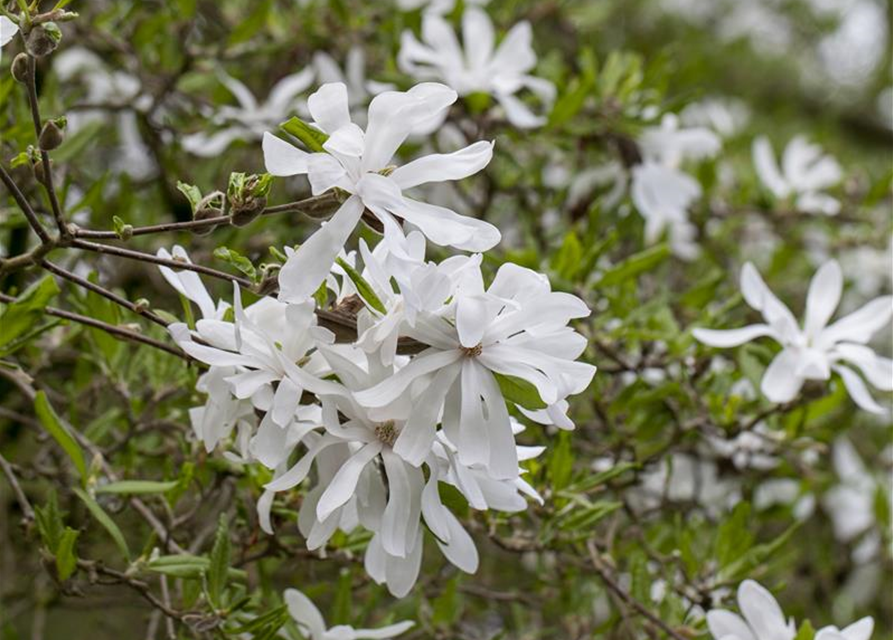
[[0, 1, 890, 639]]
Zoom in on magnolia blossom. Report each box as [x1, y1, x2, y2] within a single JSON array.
[[396, 0, 488, 13], [694, 260, 893, 414], [1, 15, 18, 53], [355, 261, 595, 478], [631, 114, 721, 260], [183, 69, 314, 156], [264, 81, 499, 302], [313, 47, 393, 115], [398, 7, 555, 128], [707, 580, 874, 640], [284, 588, 413, 640], [753, 135, 843, 215], [680, 97, 750, 139]]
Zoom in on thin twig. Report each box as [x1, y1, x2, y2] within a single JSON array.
[[0, 450, 35, 521], [0, 293, 188, 360], [0, 164, 51, 245]]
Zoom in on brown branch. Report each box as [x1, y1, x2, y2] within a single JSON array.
[[0, 293, 188, 360], [587, 540, 689, 640], [0, 450, 35, 521], [0, 163, 52, 245], [78, 560, 186, 621], [25, 56, 68, 239]]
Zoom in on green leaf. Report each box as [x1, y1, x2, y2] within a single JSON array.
[[0, 276, 60, 352], [207, 515, 231, 608], [227, 0, 272, 45], [213, 246, 257, 281], [720, 522, 800, 581], [34, 391, 87, 483], [597, 244, 670, 287], [493, 373, 547, 410], [229, 604, 289, 634], [73, 487, 131, 562], [794, 620, 816, 640], [280, 117, 329, 152], [558, 500, 622, 530], [95, 480, 179, 495], [146, 554, 247, 581], [176, 181, 203, 213], [561, 462, 638, 495], [52, 119, 104, 163], [548, 431, 574, 492], [34, 491, 65, 553], [715, 502, 753, 568], [335, 257, 386, 314], [55, 527, 80, 581], [551, 232, 584, 281]]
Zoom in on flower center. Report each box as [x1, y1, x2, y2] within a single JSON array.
[[374, 421, 398, 446], [461, 343, 483, 358]]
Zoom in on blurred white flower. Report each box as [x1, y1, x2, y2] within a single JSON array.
[[396, 0, 489, 15], [694, 260, 893, 413], [398, 7, 555, 128], [183, 69, 314, 156], [284, 588, 414, 640], [753, 136, 843, 215], [680, 97, 750, 138], [264, 82, 498, 302], [1, 15, 19, 53], [707, 580, 798, 640], [313, 46, 394, 116]]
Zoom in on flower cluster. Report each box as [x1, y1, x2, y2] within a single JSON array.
[[163, 81, 595, 597]]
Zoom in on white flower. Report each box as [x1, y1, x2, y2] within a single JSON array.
[[0, 16, 19, 53], [313, 46, 394, 116], [183, 69, 314, 156], [753, 135, 843, 215], [630, 114, 720, 260], [816, 619, 875, 640], [398, 7, 555, 128], [693, 260, 893, 413], [822, 438, 880, 545], [284, 588, 414, 640], [396, 0, 489, 14], [707, 580, 797, 640], [354, 261, 595, 479], [264, 81, 499, 302], [680, 98, 750, 139]]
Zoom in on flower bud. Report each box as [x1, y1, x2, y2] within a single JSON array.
[[33, 158, 52, 185], [39, 119, 66, 151], [227, 172, 272, 227], [11, 54, 30, 83], [134, 299, 150, 313], [189, 191, 223, 236], [25, 23, 62, 58], [253, 264, 281, 297], [230, 196, 266, 227]]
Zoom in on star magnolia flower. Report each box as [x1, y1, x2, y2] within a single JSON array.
[[815, 619, 875, 640], [398, 7, 556, 128], [0, 16, 19, 54], [707, 580, 797, 640], [631, 114, 721, 260], [753, 135, 843, 215], [264, 81, 499, 303], [313, 47, 394, 117], [822, 438, 881, 544], [693, 260, 893, 414], [284, 588, 414, 640], [183, 69, 315, 157], [354, 262, 595, 479]]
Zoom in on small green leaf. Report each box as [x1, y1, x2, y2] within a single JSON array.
[[176, 181, 203, 213], [146, 554, 247, 581], [95, 480, 179, 495], [34, 391, 87, 483], [55, 527, 80, 581], [279, 117, 329, 152], [0, 276, 60, 352], [207, 515, 231, 608], [794, 620, 815, 640], [596, 244, 670, 287], [335, 257, 386, 314], [34, 491, 65, 553], [213, 246, 257, 280], [561, 462, 639, 495], [493, 373, 547, 410], [73, 488, 131, 562]]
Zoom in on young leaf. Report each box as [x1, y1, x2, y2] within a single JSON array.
[[280, 116, 329, 152], [493, 373, 547, 410], [213, 246, 257, 281], [0, 276, 60, 351], [95, 480, 179, 495], [55, 527, 80, 581], [596, 244, 670, 287], [176, 181, 203, 213], [34, 391, 87, 483], [207, 515, 231, 608], [335, 257, 387, 314], [73, 488, 131, 562], [34, 491, 65, 553]]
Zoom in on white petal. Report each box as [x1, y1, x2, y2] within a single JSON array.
[[752, 136, 789, 198], [804, 260, 842, 339], [389, 141, 493, 190], [462, 7, 495, 71], [820, 296, 893, 346], [271, 377, 301, 427], [739, 262, 799, 339], [316, 441, 382, 521], [277, 196, 365, 302], [264, 435, 339, 491], [693, 325, 776, 348], [263, 132, 309, 176], [836, 365, 887, 415], [707, 610, 756, 640], [0, 16, 19, 47], [834, 343, 893, 391], [496, 92, 545, 129], [308, 82, 352, 134], [737, 580, 792, 640], [257, 489, 276, 534], [393, 362, 461, 466], [760, 349, 806, 403], [266, 67, 315, 113], [351, 621, 415, 639], [839, 617, 874, 640], [284, 589, 327, 640], [354, 349, 462, 408], [435, 508, 479, 573]]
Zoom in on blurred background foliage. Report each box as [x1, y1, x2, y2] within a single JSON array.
[[0, 0, 891, 638]]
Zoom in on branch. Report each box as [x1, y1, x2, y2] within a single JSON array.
[[587, 540, 690, 640], [72, 192, 345, 239], [0, 163, 52, 245], [78, 559, 186, 621], [0, 450, 35, 521], [25, 56, 68, 239], [0, 293, 189, 360]]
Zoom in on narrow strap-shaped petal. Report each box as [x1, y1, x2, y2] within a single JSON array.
[[760, 349, 806, 404], [693, 324, 776, 348], [284, 589, 327, 640], [835, 365, 887, 415], [316, 441, 382, 521], [263, 132, 310, 176], [354, 349, 462, 408], [804, 260, 842, 339], [389, 140, 493, 190]]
